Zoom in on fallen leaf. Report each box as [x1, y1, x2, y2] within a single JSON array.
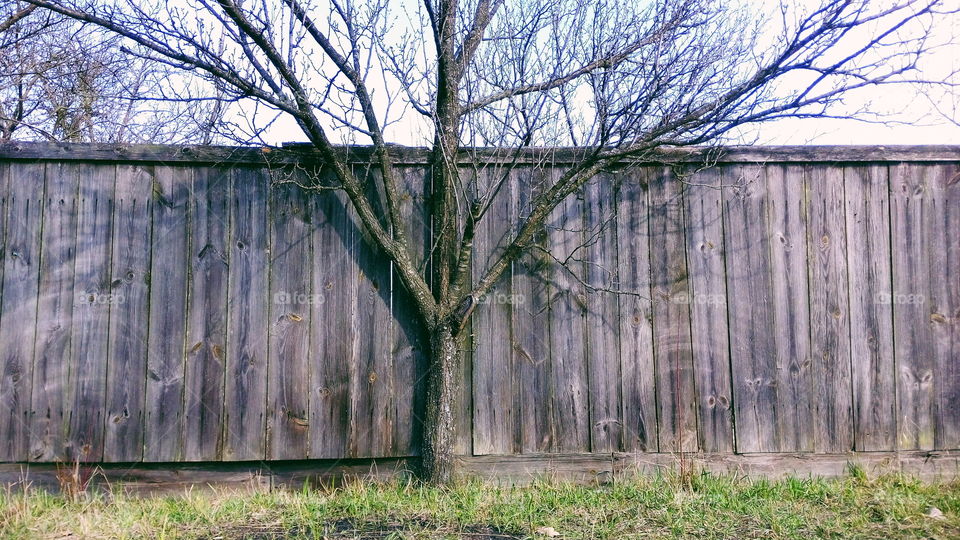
[[535, 526, 561, 537], [926, 506, 945, 520]]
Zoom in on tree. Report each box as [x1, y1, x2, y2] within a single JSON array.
[[22, 0, 958, 483], [1, 0, 229, 143]]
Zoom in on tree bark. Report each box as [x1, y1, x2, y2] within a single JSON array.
[[419, 322, 461, 484]]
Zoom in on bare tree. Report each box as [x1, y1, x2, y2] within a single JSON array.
[[0, 0, 232, 143], [22, 0, 958, 482]]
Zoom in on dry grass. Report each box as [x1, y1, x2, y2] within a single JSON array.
[[1, 469, 958, 539]]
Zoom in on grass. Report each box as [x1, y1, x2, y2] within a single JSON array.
[[0, 469, 958, 539]]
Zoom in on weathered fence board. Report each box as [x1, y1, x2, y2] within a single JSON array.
[[103, 164, 153, 461], [222, 167, 269, 461], [31, 162, 80, 462], [682, 167, 734, 453], [648, 167, 698, 452], [144, 166, 191, 461], [66, 163, 115, 461], [0, 144, 957, 466], [844, 165, 897, 451]]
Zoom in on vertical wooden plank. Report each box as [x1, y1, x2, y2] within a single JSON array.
[[844, 165, 897, 451], [267, 180, 311, 459], [182, 167, 230, 461], [546, 187, 590, 452], [766, 164, 814, 453], [513, 167, 554, 453], [0, 163, 42, 462], [723, 164, 780, 453], [391, 166, 429, 456], [807, 165, 853, 452], [892, 163, 960, 451], [937, 164, 960, 449], [103, 164, 153, 462], [30, 162, 79, 462], [66, 163, 115, 461], [144, 165, 190, 462], [309, 184, 357, 459], [472, 167, 517, 455], [647, 166, 697, 452], [583, 174, 622, 452], [682, 167, 734, 453], [349, 170, 394, 459], [222, 166, 270, 461], [617, 168, 657, 452], [891, 162, 935, 450]]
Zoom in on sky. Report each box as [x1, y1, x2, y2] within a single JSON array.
[[255, 0, 960, 147]]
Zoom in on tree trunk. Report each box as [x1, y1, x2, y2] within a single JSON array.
[[419, 322, 461, 484]]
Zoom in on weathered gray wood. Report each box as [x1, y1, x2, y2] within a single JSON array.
[[65, 163, 116, 461], [921, 164, 959, 450], [144, 166, 191, 462], [647, 166, 698, 452], [266, 181, 312, 459], [0, 163, 43, 461], [2, 142, 959, 167], [682, 167, 734, 453], [103, 164, 154, 462], [30, 162, 80, 462], [472, 168, 517, 455], [843, 165, 897, 451], [182, 167, 230, 461], [937, 164, 960, 449], [309, 185, 356, 459], [765, 164, 814, 452], [391, 166, 429, 456], [583, 174, 622, 452], [723, 164, 780, 453], [545, 188, 590, 453], [349, 171, 394, 458], [616, 169, 657, 452], [222, 167, 270, 461], [806, 165, 853, 452], [513, 168, 554, 453]]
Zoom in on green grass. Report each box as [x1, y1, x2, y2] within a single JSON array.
[[1, 471, 958, 539]]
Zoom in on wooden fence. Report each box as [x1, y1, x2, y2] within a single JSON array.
[[0, 143, 957, 469]]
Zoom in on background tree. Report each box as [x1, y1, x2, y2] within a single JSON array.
[[22, 0, 958, 483], [1, 0, 232, 143]]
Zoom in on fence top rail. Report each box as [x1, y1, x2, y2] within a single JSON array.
[[0, 141, 958, 166]]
